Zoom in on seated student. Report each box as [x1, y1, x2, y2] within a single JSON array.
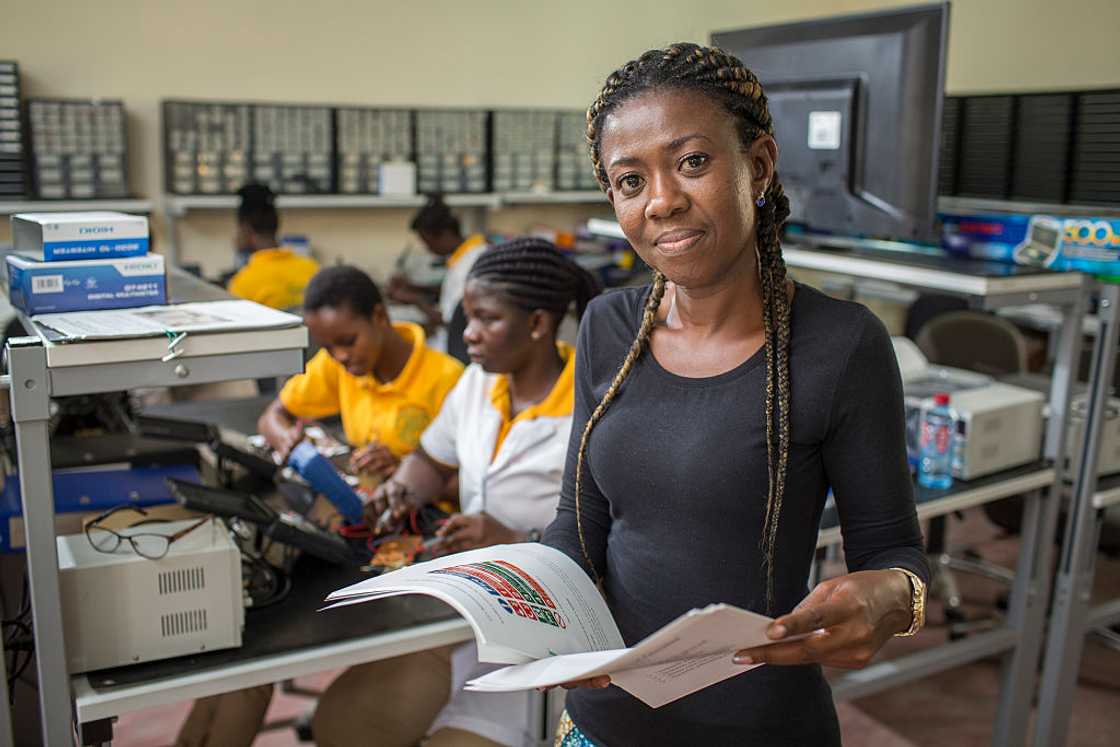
[[311, 239, 602, 747], [227, 182, 320, 310], [175, 265, 463, 747], [389, 194, 489, 353]]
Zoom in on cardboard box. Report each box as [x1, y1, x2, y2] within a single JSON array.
[[6, 252, 166, 315], [12, 211, 149, 261], [941, 212, 1120, 276]]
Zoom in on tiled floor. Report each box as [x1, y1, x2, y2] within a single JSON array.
[[112, 683, 914, 747]]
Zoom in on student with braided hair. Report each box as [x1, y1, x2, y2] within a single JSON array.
[[311, 238, 601, 747], [541, 44, 928, 746]]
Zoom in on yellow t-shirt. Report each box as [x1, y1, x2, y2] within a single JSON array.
[[279, 322, 464, 455], [228, 248, 320, 310]]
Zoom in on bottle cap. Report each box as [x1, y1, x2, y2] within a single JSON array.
[[933, 392, 950, 406]]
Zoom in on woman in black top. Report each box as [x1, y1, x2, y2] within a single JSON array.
[[542, 44, 929, 746]]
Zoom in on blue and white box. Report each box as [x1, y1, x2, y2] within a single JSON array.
[[11, 211, 149, 261], [6, 253, 166, 315]]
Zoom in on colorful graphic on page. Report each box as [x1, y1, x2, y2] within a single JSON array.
[[430, 560, 568, 629]]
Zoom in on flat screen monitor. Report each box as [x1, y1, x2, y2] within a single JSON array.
[[713, 2, 949, 242]]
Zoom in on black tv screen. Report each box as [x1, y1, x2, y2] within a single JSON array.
[[713, 2, 949, 242]]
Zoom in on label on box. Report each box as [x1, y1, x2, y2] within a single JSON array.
[[42, 236, 150, 260], [6, 253, 166, 315], [941, 212, 1120, 276]]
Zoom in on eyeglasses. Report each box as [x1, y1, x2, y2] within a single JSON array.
[[85, 505, 210, 560]]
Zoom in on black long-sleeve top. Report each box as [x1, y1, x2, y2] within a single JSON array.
[[543, 282, 928, 746]]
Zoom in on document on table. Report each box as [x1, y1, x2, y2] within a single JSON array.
[[31, 299, 301, 342]]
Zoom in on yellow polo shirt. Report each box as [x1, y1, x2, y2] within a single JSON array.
[[279, 322, 464, 455], [228, 248, 320, 310], [488, 343, 574, 462]]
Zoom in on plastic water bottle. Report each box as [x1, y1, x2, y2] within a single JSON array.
[[918, 392, 956, 490]]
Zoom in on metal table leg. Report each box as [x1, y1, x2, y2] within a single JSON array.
[[993, 289, 1084, 747], [7, 339, 73, 746], [1033, 282, 1120, 746]]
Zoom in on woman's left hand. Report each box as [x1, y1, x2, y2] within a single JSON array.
[[733, 569, 914, 670], [433, 512, 521, 554]]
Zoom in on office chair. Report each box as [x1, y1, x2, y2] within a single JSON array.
[[904, 293, 969, 341], [915, 311, 1029, 377], [910, 308, 1029, 636]]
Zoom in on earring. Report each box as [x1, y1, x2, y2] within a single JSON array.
[[755, 195, 766, 208]]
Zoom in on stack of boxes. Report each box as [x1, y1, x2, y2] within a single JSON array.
[[336, 107, 414, 194], [0, 61, 27, 198], [415, 110, 488, 194], [6, 211, 166, 315], [164, 101, 251, 195], [252, 105, 333, 194], [492, 110, 557, 193], [556, 111, 598, 191], [27, 99, 129, 199]]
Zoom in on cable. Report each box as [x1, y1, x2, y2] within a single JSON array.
[[4, 573, 33, 704]]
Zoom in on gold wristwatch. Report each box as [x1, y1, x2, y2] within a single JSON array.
[[889, 567, 926, 637]]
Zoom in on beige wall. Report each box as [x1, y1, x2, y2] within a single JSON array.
[[1, 0, 1117, 279]]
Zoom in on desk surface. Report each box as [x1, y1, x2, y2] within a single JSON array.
[[783, 243, 1083, 299], [817, 461, 1055, 547]]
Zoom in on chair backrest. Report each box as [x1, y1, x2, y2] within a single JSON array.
[[915, 311, 1029, 376], [904, 294, 969, 341]]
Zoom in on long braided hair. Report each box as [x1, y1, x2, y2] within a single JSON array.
[[578, 43, 793, 611], [467, 237, 603, 321]]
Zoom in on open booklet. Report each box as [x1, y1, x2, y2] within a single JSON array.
[[324, 543, 795, 708]]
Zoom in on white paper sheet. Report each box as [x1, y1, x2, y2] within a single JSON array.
[[466, 604, 798, 708], [325, 544, 624, 663]]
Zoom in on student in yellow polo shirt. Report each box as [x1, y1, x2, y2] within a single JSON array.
[[388, 193, 489, 353], [227, 183, 320, 310], [176, 265, 462, 747], [312, 239, 602, 747], [259, 264, 464, 474]]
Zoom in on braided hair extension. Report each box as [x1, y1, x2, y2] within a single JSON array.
[[467, 237, 603, 320], [579, 43, 793, 610]]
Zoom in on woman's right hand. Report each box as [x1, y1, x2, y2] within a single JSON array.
[[365, 478, 413, 533]]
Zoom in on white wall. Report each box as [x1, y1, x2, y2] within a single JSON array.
[[1, 0, 1117, 278]]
